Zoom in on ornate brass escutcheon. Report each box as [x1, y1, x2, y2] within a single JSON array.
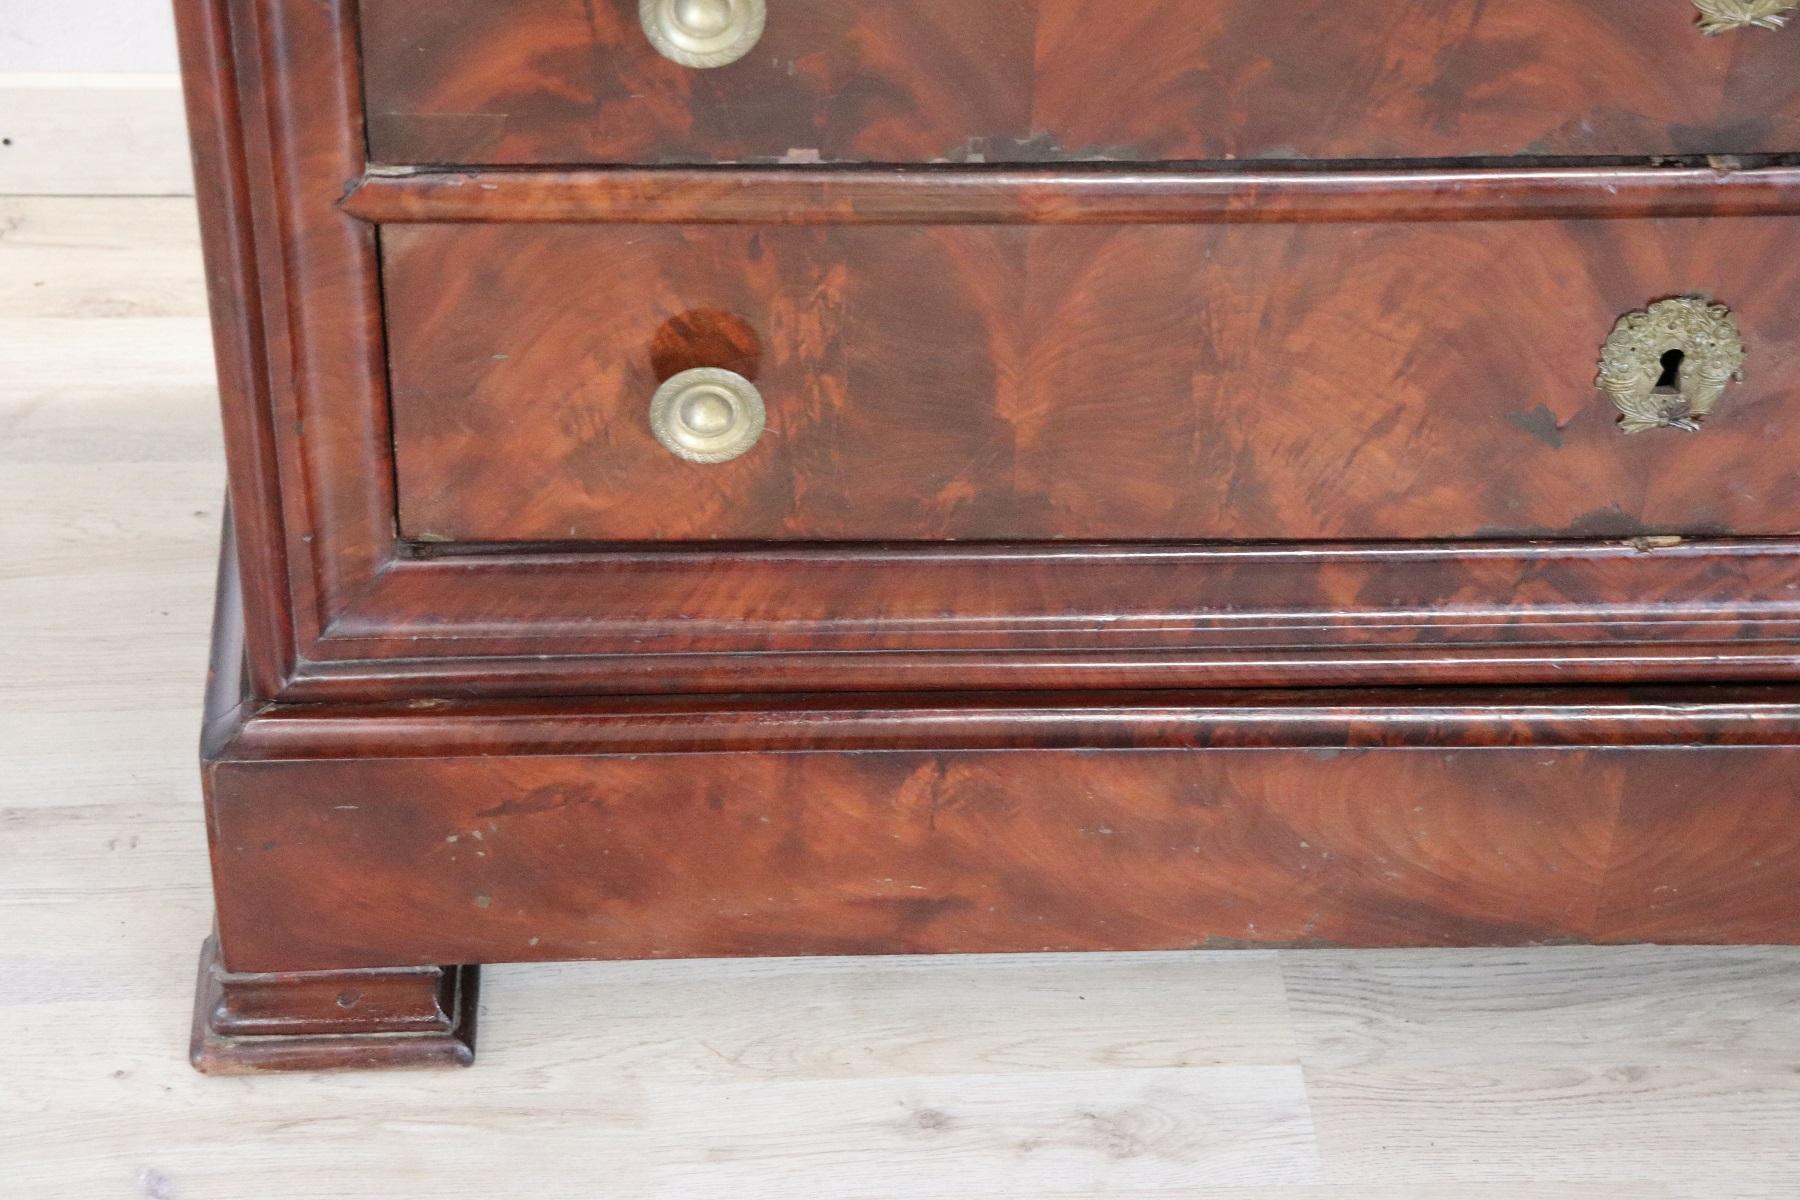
[[1597, 298, 1746, 434], [640, 0, 766, 67], [1693, 0, 1799, 34]]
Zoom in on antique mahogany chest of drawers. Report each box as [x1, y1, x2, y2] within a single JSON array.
[[176, 0, 1800, 1071]]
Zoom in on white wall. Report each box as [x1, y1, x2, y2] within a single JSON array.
[[0, 2, 191, 194], [2, 2, 181, 72]]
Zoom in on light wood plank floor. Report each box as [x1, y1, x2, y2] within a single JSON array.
[[2, 195, 1797, 1199]]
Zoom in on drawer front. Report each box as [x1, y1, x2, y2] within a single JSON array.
[[384, 216, 1800, 545], [360, 0, 1800, 166], [183, 0, 1800, 699]]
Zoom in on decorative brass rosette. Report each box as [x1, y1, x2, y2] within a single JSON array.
[[1597, 298, 1746, 434], [1693, 0, 1799, 35]]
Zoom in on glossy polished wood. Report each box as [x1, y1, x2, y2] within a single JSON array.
[[206, 690, 1800, 974], [359, 532, 1800, 642], [288, 637, 1800, 701], [175, 0, 1800, 699], [179, 0, 1800, 1072], [359, 0, 1800, 166], [173, 0, 293, 697], [225, 686, 1800, 757], [385, 216, 1800, 543], [198, 536, 1800, 982], [344, 164, 1800, 226]]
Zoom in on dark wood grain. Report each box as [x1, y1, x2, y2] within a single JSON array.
[[383, 216, 1800, 543], [1601, 778, 1800, 946], [359, 0, 1800, 166], [175, 0, 1800, 700], [328, 539, 1800, 657], [192, 544, 1800, 1066], [286, 636, 1800, 701], [190, 936, 477, 1073], [344, 165, 1800, 226], [181, 0, 1800, 1075], [171, 0, 295, 697], [223, 686, 1800, 758], [204, 694, 1800, 974]]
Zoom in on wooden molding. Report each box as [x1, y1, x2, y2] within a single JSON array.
[[343, 164, 1800, 226]]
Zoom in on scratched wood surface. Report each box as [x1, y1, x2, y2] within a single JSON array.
[[383, 216, 1800, 543], [5, 196, 1800, 1197], [358, 0, 1800, 166], [205, 740, 1800, 973]]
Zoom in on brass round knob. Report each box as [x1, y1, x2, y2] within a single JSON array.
[[649, 368, 766, 463], [640, 0, 766, 68]]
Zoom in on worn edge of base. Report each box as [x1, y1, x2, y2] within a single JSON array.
[[189, 936, 480, 1075]]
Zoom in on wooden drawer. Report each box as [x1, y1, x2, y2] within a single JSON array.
[[384, 215, 1800, 544], [181, 0, 1800, 1073], [360, 0, 1800, 167], [177, 0, 1800, 700]]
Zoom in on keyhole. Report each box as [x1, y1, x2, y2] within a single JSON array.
[[1655, 348, 1685, 391]]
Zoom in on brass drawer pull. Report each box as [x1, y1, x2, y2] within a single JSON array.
[[640, 0, 766, 67], [1597, 298, 1746, 434], [1694, 0, 1798, 33], [650, 368, 767, 463]]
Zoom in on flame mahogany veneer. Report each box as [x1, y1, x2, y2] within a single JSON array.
[[358, 0, 1800, 165], [175, 0, 1800, 1072]]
